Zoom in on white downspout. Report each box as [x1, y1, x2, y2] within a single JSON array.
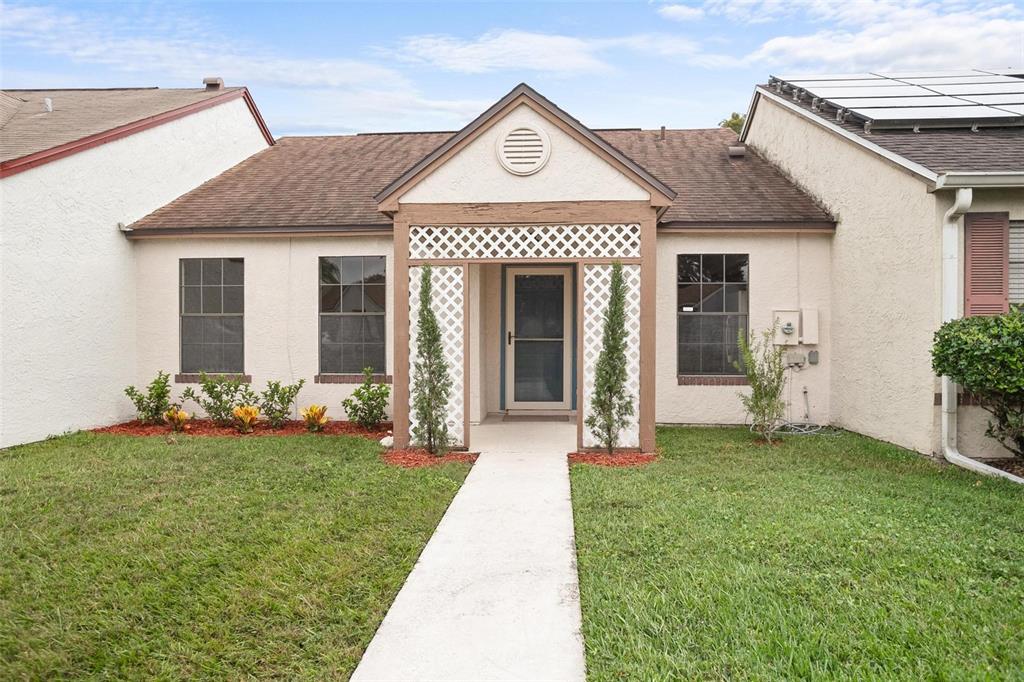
[[940, 187, 1024, 483]]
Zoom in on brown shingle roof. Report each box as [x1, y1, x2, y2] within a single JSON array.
[[0, 87, 248, 163], [128, 127, 832, 233], [758, 86, 1024, 174]]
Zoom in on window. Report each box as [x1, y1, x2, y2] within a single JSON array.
[[1011, 221, 1023, 306], [180, 258, 244, 373], [319, 256, 386, 374], [677, 254, 748, 375]]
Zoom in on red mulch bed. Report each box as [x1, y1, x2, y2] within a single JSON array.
[[93, 419, 392, 440], [382, 449, 478, 468], [568, 451, 658, 467], [989, 458, 1024, 478]]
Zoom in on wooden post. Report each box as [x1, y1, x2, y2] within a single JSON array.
[[638, 211, 657, 453], [393, 217, 411, 449]]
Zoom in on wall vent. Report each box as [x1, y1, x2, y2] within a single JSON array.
[[496, 126, 550, 175]]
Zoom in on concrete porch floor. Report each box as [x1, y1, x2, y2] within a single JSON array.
[[351, 417, 585, 681]]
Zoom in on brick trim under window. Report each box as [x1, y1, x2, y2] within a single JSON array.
[[678, 374, 749, 386], [314, 374, 393, 384], [175, 373, 252, 384]]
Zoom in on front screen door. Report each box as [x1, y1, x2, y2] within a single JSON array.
[[505, 267, 572, 410]]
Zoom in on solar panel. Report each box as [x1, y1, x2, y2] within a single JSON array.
[[769, 69, 1024, 129]]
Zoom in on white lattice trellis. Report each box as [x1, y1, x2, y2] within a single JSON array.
[[408, 265, 465, 447], [410, 224, 641, 260], [582, 264, 641, 449]]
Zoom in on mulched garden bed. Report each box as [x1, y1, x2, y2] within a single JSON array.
[[382, 449, 478, 468], [93, 419, 392, 440], [988, 458, 1024, 478], [568, 451, 658, 467]]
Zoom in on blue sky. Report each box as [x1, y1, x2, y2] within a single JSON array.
[[3, 1, 1023, 136]]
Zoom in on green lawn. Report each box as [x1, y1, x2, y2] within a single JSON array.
[[0, 432, 470, 679], [571, 427, 1024, 680]]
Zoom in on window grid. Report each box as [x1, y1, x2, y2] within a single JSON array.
[[319, 256, 386, 374], [179, 258, 244, 374], [1010, 222, 1023, 305], [677, 254, 749, 375]]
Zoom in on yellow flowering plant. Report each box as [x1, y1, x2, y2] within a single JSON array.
[[300, 404, 329, 432], [232, 405, 260, 433], [164, 405, 190, 432]]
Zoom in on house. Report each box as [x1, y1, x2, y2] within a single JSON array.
[[2, 73, 1021, 465], [123, 83, 832, 453], [741, 70, 1023, 465], [0, 79, 274, 448]]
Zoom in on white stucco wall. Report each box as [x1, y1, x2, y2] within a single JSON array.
[[656, 232, 832, 426], [133, 236, 395, 420], [745, 96, 941, 454], [0, 98, 268, 447], [938, 188, 1024, 459], [401, 104, 649, 204]]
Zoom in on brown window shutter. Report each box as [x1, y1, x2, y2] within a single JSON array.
[[965, 212, 1010, 316]]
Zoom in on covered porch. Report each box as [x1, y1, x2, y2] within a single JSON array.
[[390, 203, 658, 453]]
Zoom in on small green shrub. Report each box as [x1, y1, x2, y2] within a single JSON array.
[[343, 368, 391, 429], [932, 307, 1024, 458], [124, 371, 172, 424], [260, 379, 305, 428], [182, 372, 258, 426], [736, 322, 787, 443], [411, 265, 452, 454]]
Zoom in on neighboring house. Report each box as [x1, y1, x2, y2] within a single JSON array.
[[742, 69, 1024, 461], [3, 73, 1020, 463], [0, 79, 274, 448]]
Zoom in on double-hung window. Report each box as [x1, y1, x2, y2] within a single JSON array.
[[319, 256, 386, 374], [180, 258, 244, 373], [677, 254, 748, 375]]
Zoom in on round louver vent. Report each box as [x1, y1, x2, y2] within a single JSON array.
[[496, 126, 550, 175]]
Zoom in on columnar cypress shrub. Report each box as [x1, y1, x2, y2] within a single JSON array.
[[585, 262, 634, 454], [411, 265, 452, 455]]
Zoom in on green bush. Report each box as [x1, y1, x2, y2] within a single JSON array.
[[260, 379, 305, 428], [932, 308, 1024, 458], [736, 322, 787, 443], [182, 373, 258, 426], [342, 368, 390, 429], [584, 261, 634, 454], [124, 371, 173, 424]]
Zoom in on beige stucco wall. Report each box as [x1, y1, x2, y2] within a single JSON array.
[[0, 98, 268, 447], [400, 103, 649, 204], [937, 188, 1024, 459], [745, 95, 942, 455], [656, 232, 832, 425], [133, 236, 395, 420]]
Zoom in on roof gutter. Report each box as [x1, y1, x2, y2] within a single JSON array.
[[933, 172, 1024, 190], [939, 186, 1024, 484]]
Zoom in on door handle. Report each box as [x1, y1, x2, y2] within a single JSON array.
[[507, 331, 513, 346]]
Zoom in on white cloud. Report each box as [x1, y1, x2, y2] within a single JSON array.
[[740, 1, 1024, 72], [394, 29, 735, 74], [657, 4, 705, 21]]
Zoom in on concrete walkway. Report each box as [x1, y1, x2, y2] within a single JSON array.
[[352, 419, 586, 681]]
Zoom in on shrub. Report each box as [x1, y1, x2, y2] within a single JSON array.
[[260, 379, 305, 428], [736, 322, 787, 443], [164, 405, 190, 432], [301, 404, 329, 432], [411, 265, 452, 455], [584, 262, 634, 455], [181, 372, 258, 425], [232, 405, 260, 434], [124, 371, 172, 424], [343, 368, 391, 429], [932, 307, 1024, 458]]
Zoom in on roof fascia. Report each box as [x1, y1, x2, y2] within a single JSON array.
[[742, 86, 940, 187], [933, 172, 1024, 190], [375, 83, 676, 211], [0, 88, 274, 179]]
